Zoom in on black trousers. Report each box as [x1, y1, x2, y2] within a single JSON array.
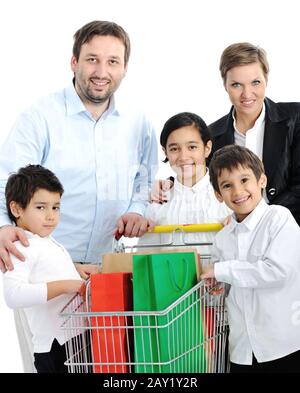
[[34, 339, 68, 373], [230, 350, 300, 373]]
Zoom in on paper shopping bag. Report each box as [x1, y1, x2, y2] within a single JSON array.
[[90, 273, 133, 373], [101, 253, 133, 273], [102, 248, 201, 280], [132, 251, 206, 373]]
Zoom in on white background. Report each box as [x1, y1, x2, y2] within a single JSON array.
[[0, 0, 299, 372]]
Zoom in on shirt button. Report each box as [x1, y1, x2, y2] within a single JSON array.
[[268, 188, 276, 196]]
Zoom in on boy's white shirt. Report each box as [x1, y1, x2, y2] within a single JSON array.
[[213, 199, 300, 365], [142, 171, 231, 254], [3, 231, 81, 353]]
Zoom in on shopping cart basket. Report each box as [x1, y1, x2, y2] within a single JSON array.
[[60, 223, 229, 373]]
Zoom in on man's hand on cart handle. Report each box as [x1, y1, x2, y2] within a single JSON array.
[[115, 213, 154, 239]]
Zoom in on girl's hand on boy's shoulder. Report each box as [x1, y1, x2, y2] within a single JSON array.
[[150, 179, 173, 204]]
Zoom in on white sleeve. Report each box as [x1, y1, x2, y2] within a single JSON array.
[[214, 212, 299, 288], [3, 246, 47, 308]]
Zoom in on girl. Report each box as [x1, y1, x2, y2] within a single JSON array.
[[142, 112, 231, 253]]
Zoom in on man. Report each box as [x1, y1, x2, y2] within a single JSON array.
[[0, 20, 158, 276], [0, 21, 158, 372]]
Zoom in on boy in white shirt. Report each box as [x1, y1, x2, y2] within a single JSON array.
[[201, 145, 300, 372], [3, 165, 84, 373]]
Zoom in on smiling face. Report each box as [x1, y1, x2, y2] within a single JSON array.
[[10, 189, 61, 237], [164, 125, 212, 187], [224, 62, 267, 121], [214, 164, 267, 222], [71, 34, 127, 110]]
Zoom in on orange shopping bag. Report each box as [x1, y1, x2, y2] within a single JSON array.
[[90, 273, 133, 373]]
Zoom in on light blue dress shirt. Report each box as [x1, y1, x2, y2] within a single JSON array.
[[0, 83, 158, 263]]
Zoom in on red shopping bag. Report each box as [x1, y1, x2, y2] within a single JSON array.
[[204, 306, 215, 351], [90, 273, 133, 373]]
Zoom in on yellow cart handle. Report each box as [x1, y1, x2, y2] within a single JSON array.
[[149, 223, 223, 234]]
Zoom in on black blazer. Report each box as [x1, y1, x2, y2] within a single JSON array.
[[209, 97, 300, 225]]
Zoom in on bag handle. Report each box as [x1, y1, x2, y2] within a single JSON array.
[[167, 258, 189, 292]]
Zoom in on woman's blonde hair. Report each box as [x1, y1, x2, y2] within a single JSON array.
[[219, 42, 269, 84]]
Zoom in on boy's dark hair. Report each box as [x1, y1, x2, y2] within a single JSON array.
[[160, 112, 211, 163], [209, 145, 265, 194], [73, 20, 131, 65], [5, 165, 64, 223]]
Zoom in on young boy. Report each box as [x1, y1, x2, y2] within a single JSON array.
[[3, 165, 84, 373], [201, 145, 300, 373]]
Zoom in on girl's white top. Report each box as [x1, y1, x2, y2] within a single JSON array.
[[142, 171, 231, 257]]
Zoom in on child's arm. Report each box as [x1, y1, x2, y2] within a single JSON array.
[[47, 280, 84, 300], [4, 275, 84, 308], [211, 212, 300, 289], [3, 250, 84, 309], [3, 250, 46, 308]]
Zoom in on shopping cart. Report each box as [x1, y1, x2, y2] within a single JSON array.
[[60, 223, 229, 373]]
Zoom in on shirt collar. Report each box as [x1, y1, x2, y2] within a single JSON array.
[[229, 198, 268, 232], [64, 82, 120, 117], [174, 170, 210, 194], [232, 103, 265, 135], [23, 230, 52, 240]]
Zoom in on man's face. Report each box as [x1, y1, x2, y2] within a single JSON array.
[[71, 35, 127, 106]]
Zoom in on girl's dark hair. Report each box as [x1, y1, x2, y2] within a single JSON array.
[[5, 165, 64, 223], [209, 145, 265, 194], [160, 112, 211, 163]]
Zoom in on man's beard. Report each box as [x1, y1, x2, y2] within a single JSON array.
[[83, 85, 113, 104]]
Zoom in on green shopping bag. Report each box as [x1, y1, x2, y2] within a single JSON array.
[[133, 252, 206, 373]]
